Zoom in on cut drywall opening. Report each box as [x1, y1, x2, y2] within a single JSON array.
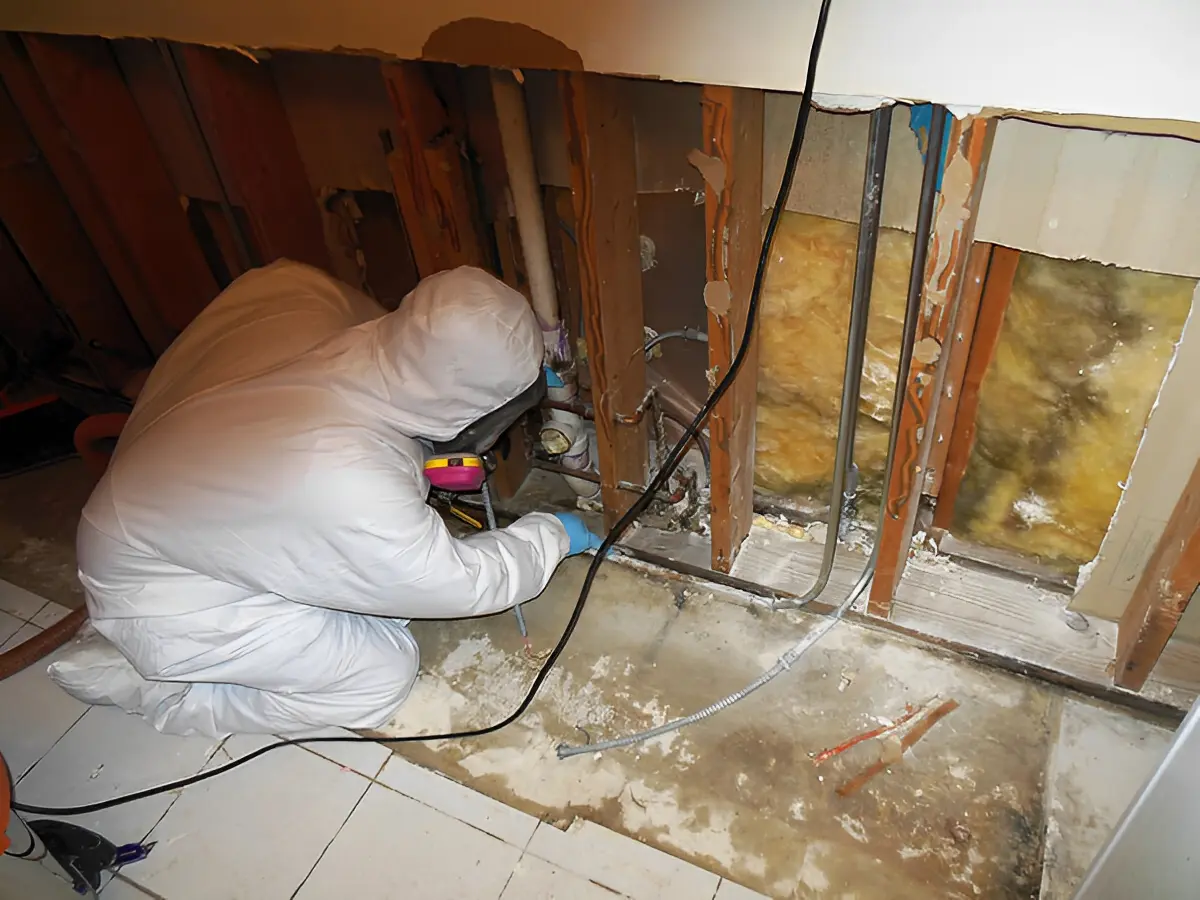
[[949, 252, 1195, 574]]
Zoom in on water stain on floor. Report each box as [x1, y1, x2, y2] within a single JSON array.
[[379, 558, 1055, 899]]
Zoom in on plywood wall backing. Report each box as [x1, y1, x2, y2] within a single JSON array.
[[0, 222, 67, 364], [925, 241, 993, 501], [869, 117, 994, 619], [381, 60, 487, 278], [1115, 457, 1200, 690], [561, 71, 648, 527], [699, 85, 764, 573], [0, 34, 199, 353], [178, 44, 329, 271], [0, 80, 148, 386], [930, 244, 1017, 527], [22, 34, 219, 335]]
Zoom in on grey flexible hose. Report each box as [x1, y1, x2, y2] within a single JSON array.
[[556, 105, 936, 760]]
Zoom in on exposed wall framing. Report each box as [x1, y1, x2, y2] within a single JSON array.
[[930, 244, 1015, 526], [1116, 457, 1200, 689], [699, 85, 764, 573], [869, 117, 994, 619], [560, 71, 648, 527], [381, 60, 487, 278]]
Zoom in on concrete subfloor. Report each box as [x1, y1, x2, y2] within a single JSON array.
[[0, 461, 1180, 898], [0, 458, 92, 609], [378, 557, 1174, 899]]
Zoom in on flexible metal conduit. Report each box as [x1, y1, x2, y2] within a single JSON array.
[[557, 103, 950, 758], [781, 103, 893, 607]]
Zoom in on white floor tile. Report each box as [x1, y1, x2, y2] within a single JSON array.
[[133, 742, 369, 899], [284, 726, 392, 778], [377, 755, 540, 848], [31, 601, 73, 628], [296, 783, 523, 900], [0, 578, 50, 620], [100, 874, 157, 898], [501, 854, 625, 899], [714, 879, 771, 899], [0, 609, 25, 645], [0, 620, 40, 651], [526, 820, 720, 900], [14, 706, 220, 847], [0, 647, 88, 780]]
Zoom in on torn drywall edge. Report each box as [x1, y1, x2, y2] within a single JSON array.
[[11, 2, 1200, 125], [1070, 280, 1200, 618]]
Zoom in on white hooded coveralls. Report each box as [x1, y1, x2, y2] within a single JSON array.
[[52, 262, 570, 737]]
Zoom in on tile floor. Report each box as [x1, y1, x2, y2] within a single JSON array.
[[2, 581, 763, 899]]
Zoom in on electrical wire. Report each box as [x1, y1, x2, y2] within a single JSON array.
[[11, 0, 836, 818], [558, 104, 909, 758]]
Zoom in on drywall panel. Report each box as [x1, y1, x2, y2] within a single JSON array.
[[977, 119, 1200, 279], [10, 1, 1200, 126], [1072, 283, 1200, 626], [764, 98, 924, 231], [270, 50, 394, 192]]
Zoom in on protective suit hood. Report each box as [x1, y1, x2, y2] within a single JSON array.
[[371, 267, 543, 441]]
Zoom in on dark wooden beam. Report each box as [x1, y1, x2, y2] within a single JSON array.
[[560, 71, 648, 528], [0, 81, 149, 387], [1115, 457, 1200, 691], [931, 244, 1018, 530], [18, 34, 218, 345], [176, 44, 329, 271], [380, 60, 488, 278], [869, 117, 994, 618], [699, 85, 764, 573]]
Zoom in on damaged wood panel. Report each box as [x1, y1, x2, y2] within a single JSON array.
[[0, 34, 207, 352], [699, 85, 764, 573], [560, 71, 648, 527], [0, 222, 68, 367], [270, 50, 395, 193], [1115, 456, 1200, 691], [111, 38, 226, 204], [178, 44, 329, 271], [381, 60, 487, 277], [868, 117, 994, 619], [0, 81, 149, 385], [930, 243, 1010, 523], [22, 34, 218, 337]]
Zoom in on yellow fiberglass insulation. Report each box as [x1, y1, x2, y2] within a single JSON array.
[[754, 211, 912, 498], [951, 253, 1196, 572]]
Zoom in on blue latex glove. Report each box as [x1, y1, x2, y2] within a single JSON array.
[[553, 513, 605, 556]]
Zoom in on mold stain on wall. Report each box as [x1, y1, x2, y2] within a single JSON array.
[[754, 211, 912, 501], [951, 252, 1196, 571]]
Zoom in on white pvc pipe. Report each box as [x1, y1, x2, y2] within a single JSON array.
[[488, 68, 569, 363]]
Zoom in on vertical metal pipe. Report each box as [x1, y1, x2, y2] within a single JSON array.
[[892, 104, 948, 442], [794, 104, 892, 603]]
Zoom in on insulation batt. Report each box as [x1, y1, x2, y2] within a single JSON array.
[[953, 253, 1195, 571], [50, 262, 570, 737], [755, 211, 912, 498]]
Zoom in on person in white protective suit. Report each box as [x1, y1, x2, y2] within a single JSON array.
[[49, 261, 601, 738]]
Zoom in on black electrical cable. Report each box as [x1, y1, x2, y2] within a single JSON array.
[[12, 0, 835, 819]]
